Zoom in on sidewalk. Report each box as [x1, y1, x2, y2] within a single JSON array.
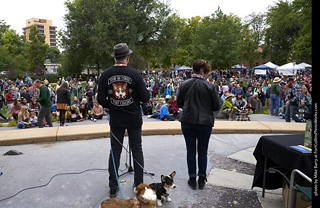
[[0, 121, 306, 146], [0, 133, 288, 208]]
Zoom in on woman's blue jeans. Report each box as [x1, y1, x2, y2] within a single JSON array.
[[181, 122, 212, 178]]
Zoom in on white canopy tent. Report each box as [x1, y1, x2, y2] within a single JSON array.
[[178, 65, 192, 70], [298, 62, 312, 68], [264, 61, 279, 69], [276, 62, 305, 76]]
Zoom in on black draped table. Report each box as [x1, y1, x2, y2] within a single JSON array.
[[251, 134, 312, 197]]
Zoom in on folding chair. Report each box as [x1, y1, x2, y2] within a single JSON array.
[[288, 169, 312, 208]]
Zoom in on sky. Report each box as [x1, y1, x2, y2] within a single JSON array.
[[1, 0, 277, 36]]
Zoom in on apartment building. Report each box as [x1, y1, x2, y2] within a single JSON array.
[[22, 18, 57, 48]]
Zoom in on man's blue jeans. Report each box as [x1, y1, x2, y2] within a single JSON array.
[[285, 104, 298, 122], [181, 122, 212, 178], [270, 94, 280, 115]]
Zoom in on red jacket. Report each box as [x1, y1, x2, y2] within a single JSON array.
[[169, 101, 179, 112], [6, 92, 13, 104]]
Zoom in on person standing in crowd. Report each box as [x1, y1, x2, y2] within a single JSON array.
[[97, 43, 149, 198], [57, 82, 71, 127], [0, 91, 8, 121], [35, 80, 53, 128], [152, 82, 158, 97], [285, 77, 301, 122], [177, 59, 220, 190], [86, 88, 94, 108], [6, 88, 14, 115], [270, 77, 281, 116]]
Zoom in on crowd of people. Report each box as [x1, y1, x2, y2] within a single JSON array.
[[0, 75, 104, 128], [0, 66, 312, 128], [141, 67, 312, 122]]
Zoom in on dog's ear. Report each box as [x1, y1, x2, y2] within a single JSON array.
[[112, 83, 117, 90], [149, 184, 157, 190], [161, 175, 166, 182], [123, 83, 127, 88], [134, 187, 138, 193], [170, 171, 176, 178]]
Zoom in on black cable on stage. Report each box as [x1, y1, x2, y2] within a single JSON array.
[[0, 168, 108, 203]]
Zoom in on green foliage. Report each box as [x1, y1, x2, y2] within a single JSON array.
[[291, 0, 312, 62], [170, 48, 190, 66], [0, 0, 312, 76], [264, 0, 304, 65], [60, 0, 174, 74], [27, 25, 48, 73], [190, 7, 242, 69], [0, 28, 28, 75]]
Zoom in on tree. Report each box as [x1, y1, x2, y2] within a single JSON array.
[[0, 28, 28, 74], [170, 48, 190, 66], [264, 0, 300, 65], [191, 7, 242, 70], [27, 25, 47, 73], [291, 0, 312, 63], [61, 0, 173, 74], [45, 45, 61, 63]]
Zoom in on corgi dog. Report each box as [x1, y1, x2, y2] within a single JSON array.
[[100, 183, 157, 208], [112, 82, 127, 99], [149, 171, 176, 207]]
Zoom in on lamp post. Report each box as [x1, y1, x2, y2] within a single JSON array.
[[241, 33, 245, 71]]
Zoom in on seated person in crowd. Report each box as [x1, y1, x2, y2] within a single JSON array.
[[222, 93, 239, 120], [232, 84, 244, 96], [81, 98, 91, 110], [29, 111, 38, 126], [17, 106, 32, 128], [78, 91, 86, 103], [51, 96, 59, 118], [29, 97, 41, 116], [12, 100, 22, 120], [248, 93, 260, 113], [168, 95, 181, 118], [21, 88, 31, 102], [20, 97, 28, 108], [80, 103, 91, 120], [160, 100, 175, 121], [148, 98, 164, 119], [220, 90, 229, 108], [66, 104, 83, 122], [232, 93, 247, 110], [142, 98, 153, 116], [71, 96, 80, 107], [91, 101, 104, 121], [293, 100, 310, 122], [245, 86, 253, 101]]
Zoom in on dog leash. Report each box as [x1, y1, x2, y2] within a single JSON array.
[[110, 141, 124, 199], [110, 130, 157, 183]]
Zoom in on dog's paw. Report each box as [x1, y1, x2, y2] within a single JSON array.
[[157, 199, 162, 206], [166, 197, 172, 202]]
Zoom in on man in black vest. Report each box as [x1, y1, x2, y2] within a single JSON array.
[[97, 43, 150, 198]]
